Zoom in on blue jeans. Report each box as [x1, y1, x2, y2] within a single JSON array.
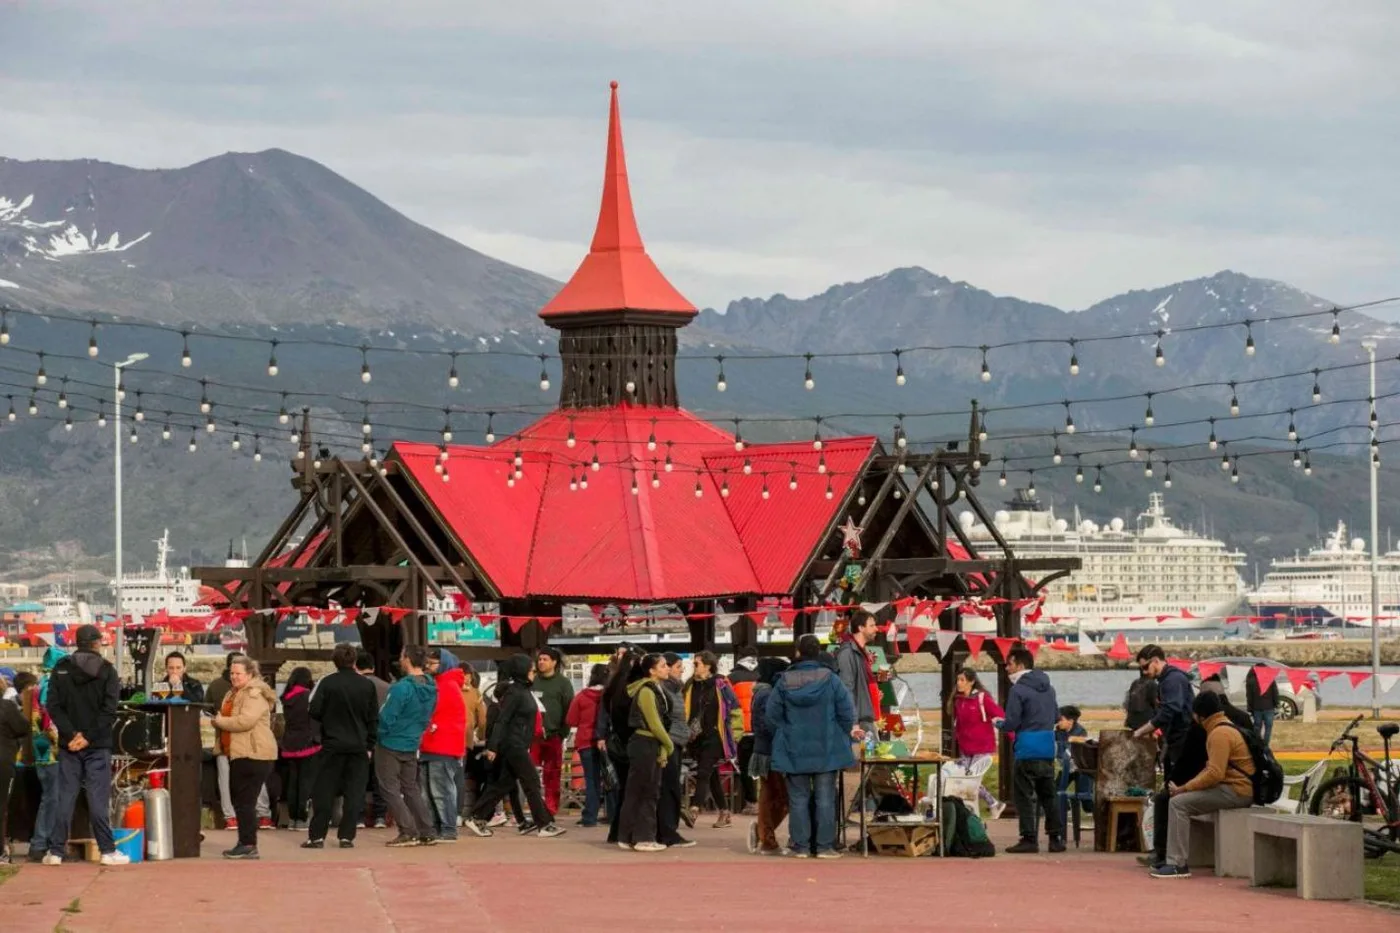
[[30, 765, 60, 853], [50, 748, 114, 856], [786, 771, 838, 854], [577, 747, 601, 825], [1252, 710, 1276, 746], [420, 754, 461, 839]]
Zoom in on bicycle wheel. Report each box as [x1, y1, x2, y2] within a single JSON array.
[[1309, 776, 1366, 820]]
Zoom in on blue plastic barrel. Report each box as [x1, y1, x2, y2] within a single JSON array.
[[113, 827, 144, 863]]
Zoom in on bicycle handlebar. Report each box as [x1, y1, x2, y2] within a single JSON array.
[[1330, 714, 1366, 753]]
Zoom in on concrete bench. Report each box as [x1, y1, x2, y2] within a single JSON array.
[[1187, 807, 1268, 877], [1250, 813, 1364, 900]]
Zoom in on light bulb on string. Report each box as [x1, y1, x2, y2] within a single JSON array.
[[631, 471, 639, 496], [176, 331, 193, 368], [57, 378, 68, 409], [97, 405, 106, 428], [199, 379, 211, 414], [813, 418, 823, 451], [1093, 468, 1103, 493], [818, 453, 828, 475], [1220, 444, 1230, 470], [1292, 446, 1302, 468], [1369, 401, 1378, 431], [5, 396, 13, 422], [360, 345, 372, 384], [1027, 470, 1036, 497], [290, 427, 300, 445], [0, 311, 8, 345], [825, 477, 834, 500], [977, 414, 988, 443], [590, 442, 600, 472], [694, 471, 703, 498], [733, 420, 744, 452], [1208, 417, 1218, 450], [569, 469, 578, 492], [1067, 339, 1079, 376], [1243, 321, 1255, 356], [979, 346, 991, 382], [1154, 331, 1166, 367], [651, 469, 661, 489], [647, 420, 657, 452], [1128, 426, 1139, 459], [803, 353, 815, 391], [448, 352, 459, 389], [267, 340, 279, 376], [278, 393, 289, 425], [161, 415, 171, 441], [231, 426, 242, 451], [27, 395, 37, 416], [1330, 310, 1341, 344], [1228, 381, 1239, 416], [188, 431, 197, 453], [1312, 370, 1322, 403], [116, 376, 126, 402], [1163, 463, 1172, 488], [35, 352, 46, 386], [1230, 458, 1240, 483], [743, 457, 753, 475], [205, 414, 215, 434], [1063, 401, 1075, 434], [537, 354, 549, 391], [439, 409, 451, 442], [1144, 393, 1154, 426], [133, 392, 144, 422], [1052, 433, 1062, 465], [1287, 410, 1297, 442], [761, 475, 771, 500], [1144, 453, 1153, 478], [716, 356, 727, 393], [1074, 456, 1084, 484], [998, 459, 1007, 487], [64, 410, 73, 431], [361, 435, 372, 454], [857, 493, 867, 507], [485, 412, 496, 444], [893, 350, 905, 386], [1303, 450, 1313, 475], [626, 377, 636, 394], [579, 470, 588, 490], [894, 416, 907, 450], [513, 448, 523, 467], [565, 416, 575, 449], [87, 321, 98, 358], [788, 468, 798, 491], [441, 465, 450, 484], [129, 421, 138, 444], [664, 442, 674, 472], [254, 435, 262, 462], [721, 471, 731, 498]]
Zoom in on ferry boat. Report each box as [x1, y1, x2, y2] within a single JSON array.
[[112, 530, 214, 622], [1247, 521, 1400, 629], [956, 491, 1247, 634]]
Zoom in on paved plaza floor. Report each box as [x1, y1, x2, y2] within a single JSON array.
[[4, 818, 1396, 932]]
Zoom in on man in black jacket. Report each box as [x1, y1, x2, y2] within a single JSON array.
[[1132, 644, 1195, 869], [304, 643, 380, 849], [44, 625, 126, 865]]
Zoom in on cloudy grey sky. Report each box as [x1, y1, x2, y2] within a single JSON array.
[[4, 0, 1397, 310]]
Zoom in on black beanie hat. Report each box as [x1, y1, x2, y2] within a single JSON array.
[[1192, 690, 1223, 718]]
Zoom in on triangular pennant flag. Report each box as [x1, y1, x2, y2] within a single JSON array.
[[383, 607, 412, 624], [1025, 639, 1042, 659], [1284, 668, 1314, 693], [860, 602, 889, 614], [1347, 670, 1372, 689], [715, 612, 740, 629], [746, 610, 768, 626], [1197, 660, 1225, 681], [963, 633, 986, 657], [1378, 673, 1400, 696], [505, 616, 532, 634], [1078, 635, 1102, 656], [1224, 665, 1251, 689], [1166, 657, 1192, 672], [1314, 669, 1343, 683], [1252, 665, 1282, 693], [538, 615, 560, 630], [342, 608, 361, 626], [992, 637, 1017, 661], [883, 622, 900, 658], [906, 625, 930, 653], [776, 608, 798, 628], [1050, 639, 1074, 652], [934, 629, 959, 658], [1106, 633, 1132, 660]]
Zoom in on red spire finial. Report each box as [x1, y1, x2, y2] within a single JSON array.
[[591, 80, 642, 253], [610, 79, 619, 89]]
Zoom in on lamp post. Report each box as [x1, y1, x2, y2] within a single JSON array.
[[1364, 340, 1381, 719], [114, 352, 149, 682]]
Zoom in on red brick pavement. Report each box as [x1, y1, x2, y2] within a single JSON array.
[[3, 823, 1396, 932]]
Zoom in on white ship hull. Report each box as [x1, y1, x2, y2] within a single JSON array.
[[1247, 521, 1400, 629]]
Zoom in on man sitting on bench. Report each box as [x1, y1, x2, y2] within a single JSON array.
[[1152, 691, 1255, 879]]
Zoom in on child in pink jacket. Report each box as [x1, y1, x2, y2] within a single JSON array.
[[948, 669, 1005, 818]]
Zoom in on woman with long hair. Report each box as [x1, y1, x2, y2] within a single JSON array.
[[683, 651, 744, 828], [211, 657, 279, 859], [278, 667, 321, 830], [947, 668, 1005, 818], [565, 663, 610, 827], [602, 649, 646, 844], [616, 654, 674, 852]]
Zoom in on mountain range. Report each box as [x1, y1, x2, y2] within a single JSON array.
[[1, 149, 1397, 584]]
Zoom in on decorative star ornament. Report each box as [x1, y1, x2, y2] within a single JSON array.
[[839, 516, 863, 557]]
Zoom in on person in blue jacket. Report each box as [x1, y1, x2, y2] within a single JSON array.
[[996, 647, 1065, 853], [767, 634, 864, 858], [374, 644, 438, 847]]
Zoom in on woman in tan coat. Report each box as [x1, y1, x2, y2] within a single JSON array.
[[212, 656, 278, 860]]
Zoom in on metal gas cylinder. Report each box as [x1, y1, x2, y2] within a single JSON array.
[[144, 770, 174, 861]]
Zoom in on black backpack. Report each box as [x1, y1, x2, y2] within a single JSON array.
[[1227, 723, 1284, 805], [941, 796, 996, 858]]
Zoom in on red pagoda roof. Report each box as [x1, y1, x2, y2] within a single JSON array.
[[538, 82, 696, 319], [391, 408, 876, 602]]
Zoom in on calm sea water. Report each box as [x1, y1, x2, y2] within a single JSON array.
[[897, 668, 1400, 711]]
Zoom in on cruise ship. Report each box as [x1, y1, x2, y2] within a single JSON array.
[[956, 491, 1247, 634], [112, 530, 214, 622], [1247, 522, 1400, 629]]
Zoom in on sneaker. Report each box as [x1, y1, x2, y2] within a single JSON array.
[[221, 845, 259, 860], [536, 824, 566, 839], [486, 813, 508, 828], [1151, 864, 1191, 879], [633, 841, 666, 852], [1004, 839, 1039, 854], [300, 839, 325, 850], [434, 835, 457, 844], [417, 836, 438, 847], [791, 851, 812, 859], [1048, 837, 1066, 854], [1136, 854, 1161, 868], [258, 818, 275, 830], [356, 822, 366, 829], [224, 818, 238, 830], [815, 850, 843, 860], [616, 842, 633, 851], [740, 803, 758, 816], [759, 846, 789, 857], [713, 811, 732, 829], [746, 821, 759, 853], [516, 821, 538, 835], [989, 802, 1007, 821], [666, 837, 697, 848], [99, 850, 130, 866], [455, 815, 464, 827], [385, 834, 419, 848], [680, 806, 697, 829], [339, 840, 354, 849], [462, 819, 493, 838], [373, 819, 388, 829], [27, 849, 47, 864], [576, 820, 598, 828], [42, 853, 63, 866]]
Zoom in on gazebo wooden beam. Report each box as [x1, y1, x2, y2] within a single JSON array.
[[349, 461, 475, 598], [853, 454, 941, 591], [336, 465, 445, 600]]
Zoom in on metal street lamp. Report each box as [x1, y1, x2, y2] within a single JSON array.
[[114, 352, 148, 681]]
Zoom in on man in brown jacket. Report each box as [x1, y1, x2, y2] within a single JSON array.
[[1152, 690, 1255, 878]]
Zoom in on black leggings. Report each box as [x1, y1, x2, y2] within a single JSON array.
[[280, 756, 321, 823], [229, 759, 275, 848], [690, 741, 727, 811], [618, 735, 661, 846], [471, 748, 551, 828]]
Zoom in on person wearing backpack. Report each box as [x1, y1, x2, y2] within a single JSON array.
[[1151, 691, 1254, 879], [947, 669, 1006, 819]]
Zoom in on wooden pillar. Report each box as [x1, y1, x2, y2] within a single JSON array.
[[994, 564, 1023, 809], [685, 601, 715, 653], [939, 607, 964, 757]]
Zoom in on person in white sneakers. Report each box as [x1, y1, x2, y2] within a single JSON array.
[[44, 625, 128, 866]]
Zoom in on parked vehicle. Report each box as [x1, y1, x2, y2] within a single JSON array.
[[1193, 657, 1321, 720]]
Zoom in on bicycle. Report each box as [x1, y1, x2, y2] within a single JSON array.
[[1308, 713, 1400, 858]]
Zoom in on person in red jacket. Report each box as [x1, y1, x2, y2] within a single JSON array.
[[565, 664, 609, 827], [947, 669, 1006, 818], [420, 648, 468, 842]]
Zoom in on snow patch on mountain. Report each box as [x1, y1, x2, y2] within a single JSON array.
[[1, 192, 151, 259], [0, 278, 20, 289]]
